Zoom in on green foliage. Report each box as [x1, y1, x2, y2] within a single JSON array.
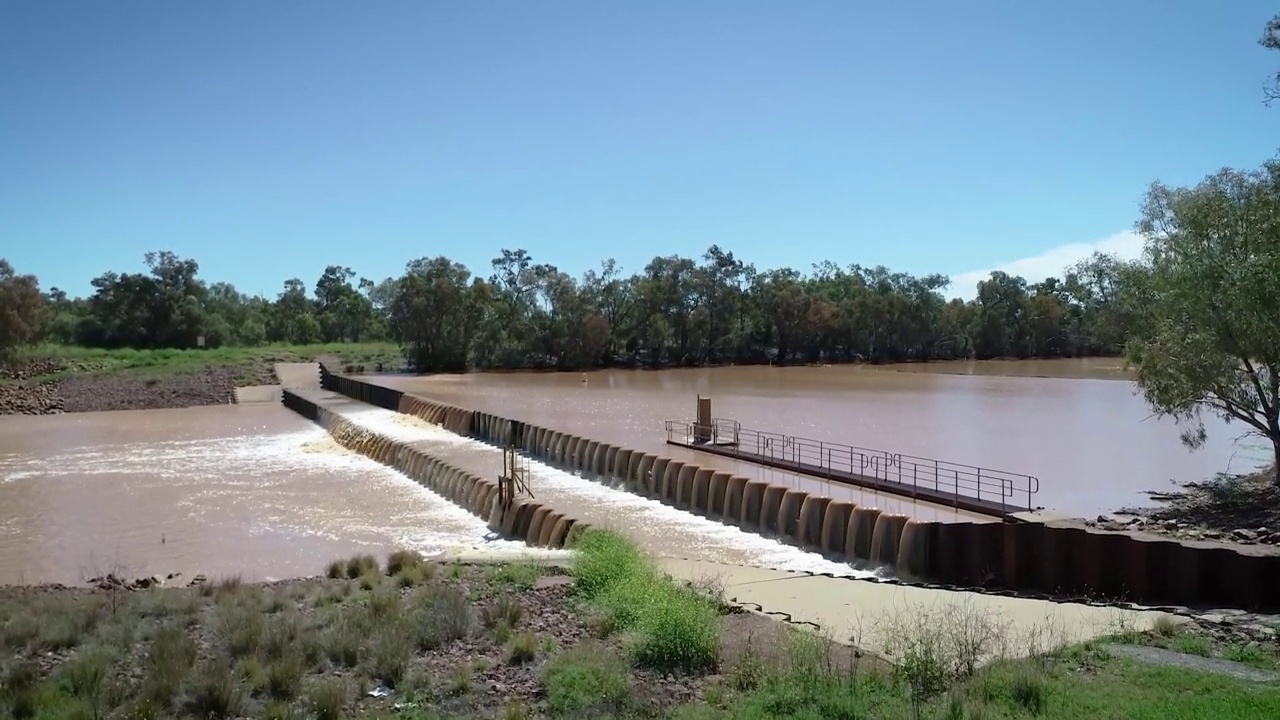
[[0, 259, 48, 360], [10, 242, 1130, 372], [573, 529, 721, 672], [1127, 159, 1280, 477], [541, 642, 632, 717]]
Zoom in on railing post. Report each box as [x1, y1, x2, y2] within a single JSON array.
[[976, 468, 982, 501]]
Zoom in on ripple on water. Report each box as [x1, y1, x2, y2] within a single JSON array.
[[0, 422, 546, 585]]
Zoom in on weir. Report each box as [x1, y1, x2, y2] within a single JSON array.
[[309, 365, 1280, 612]]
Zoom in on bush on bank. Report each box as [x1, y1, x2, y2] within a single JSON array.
[[571, 528, 721, 673]]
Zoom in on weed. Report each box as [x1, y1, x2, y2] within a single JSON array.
[[142, 625, 196, 707], [507, 632, 538, 665], [1175, 635, 1212, 657], [542, 642, 631, 717], [182, 661, 245, 719], [386, 549, 425, 576], [408, 585, 474, 650], [489, 560, 542, 590], [449, 665, 472, 695], [345, 554, 379, 579], [308, 678, 346, 720], [214, 603, 264, 658], [572, 530, 646, 599], [449, 562, 464, 580], [367, 620, 414, 688], [1153, 614, 1182, 637], [368, 585, 402, 620], [481, 595, 525, 630], [321, 610, 365, 668], [326, 559, 345, 579], [501, 699, 531, 720], [265, 650, 306, 700], [261, 612, 302, 661], [1225, 643, 1273, 666]]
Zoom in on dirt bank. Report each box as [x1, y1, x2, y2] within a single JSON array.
[[0, 551, 838, 720], [1113, 466, 1280, 546], [0, 358, 278, 415]]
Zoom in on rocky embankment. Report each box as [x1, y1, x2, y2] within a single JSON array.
[[1089, 513, 1280, 546], [1107, 469, 1280, 547], [0, 358, 254, 415]]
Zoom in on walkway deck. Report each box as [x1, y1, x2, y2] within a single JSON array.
[[667, 437, 1016, 517]]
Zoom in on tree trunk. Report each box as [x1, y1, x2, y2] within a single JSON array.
[[1273, 437, 1280, 486]]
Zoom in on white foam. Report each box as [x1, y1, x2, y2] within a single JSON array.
[[0, 422, 542, 560], [341, 408, 874, 578]]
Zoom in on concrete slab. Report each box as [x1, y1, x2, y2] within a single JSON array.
[[657, 557, 1173, 659], [234, 385, 282, 404], [275, 362, 321, 390]]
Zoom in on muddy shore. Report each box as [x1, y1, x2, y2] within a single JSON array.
[[0, 358, 277, 415]]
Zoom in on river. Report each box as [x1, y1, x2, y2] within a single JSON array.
[[0, 359, 1267, 585]]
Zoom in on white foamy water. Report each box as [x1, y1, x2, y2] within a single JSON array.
[[342, 407, 874, 578], [0, 406, 549, 585]]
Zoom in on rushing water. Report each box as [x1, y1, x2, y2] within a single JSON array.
[[1, 359, 1268, 585], [342, 407, 866, 578], [0, 404, 530, 585]]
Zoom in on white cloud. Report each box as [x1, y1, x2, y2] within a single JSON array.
[[944, 230, 1146, 300]]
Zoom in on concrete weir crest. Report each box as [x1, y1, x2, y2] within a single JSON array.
[[308, 367, 1280, 613]]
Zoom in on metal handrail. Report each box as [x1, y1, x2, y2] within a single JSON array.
[[663, 417, 1039, 513]]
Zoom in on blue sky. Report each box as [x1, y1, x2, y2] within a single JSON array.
[[2, 1, 1277, 301]]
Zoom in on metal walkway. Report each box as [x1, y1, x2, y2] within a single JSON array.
[[664, 418, 1039, 518]]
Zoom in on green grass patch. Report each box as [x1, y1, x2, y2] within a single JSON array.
[[7, 342, 403, 385], [573, 529, 720, 673]]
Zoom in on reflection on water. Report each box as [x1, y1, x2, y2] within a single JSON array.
[[0, 404, 529, 585], [373, 360, 1270, 517]]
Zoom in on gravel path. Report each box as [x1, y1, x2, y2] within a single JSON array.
[[1108, 644, 1280, 683]]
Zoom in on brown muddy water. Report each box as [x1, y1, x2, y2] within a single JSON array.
[[1, 359, 1267, 585], [372, 359, 1270, 519], [0, 404, 530, 585]]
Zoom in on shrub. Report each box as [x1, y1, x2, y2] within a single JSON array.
[[542, 642, 631, 717], [261, 612, 302, 661], [574, 529, 720, 672], [214, 603, 264, 658], [143, 625, 196, 706], [368, 586, 402, 620], [308, 678, 346, 720], [321, 608, 366, 668], [386, 549, 425, 576], [572, 530, 647, 599], [325, 559, 345, 579], [345, 554, 379, 579], [408, 585, 473, 650], [630, 584, 720, 673], [182, 662, 245, 719], [367, 621, 414, 688], [265, 650, 306, 700], [481, 595, 525, 630], [507, 632, 538, 665]]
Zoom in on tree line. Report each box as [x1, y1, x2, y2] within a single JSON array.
[[0, 247, 1131, 371]]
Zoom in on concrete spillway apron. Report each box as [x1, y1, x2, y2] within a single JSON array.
[[656, 557, 1171, 660]]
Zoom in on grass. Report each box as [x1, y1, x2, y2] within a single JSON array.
[[5, 341, 403, 386], [3, 540, 1280, 719]]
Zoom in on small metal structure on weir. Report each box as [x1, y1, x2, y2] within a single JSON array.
[[497, 445, 533, 511], [664, 402, 1039, 517]]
